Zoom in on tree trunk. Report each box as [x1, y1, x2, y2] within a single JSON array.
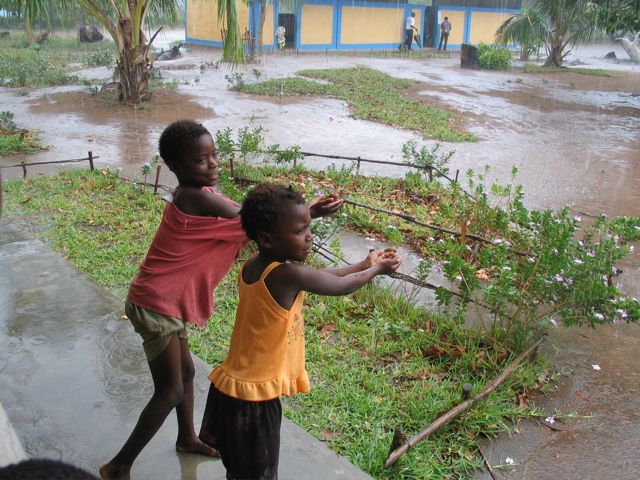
[[544, 44, 564, 67], [115, 43, 152, 103], [257, 1, 267, 53]]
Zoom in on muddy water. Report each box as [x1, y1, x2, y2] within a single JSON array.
[[1, 36, 640, 478]]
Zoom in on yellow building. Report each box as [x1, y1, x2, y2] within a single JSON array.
[[185, 0, 520, 51]]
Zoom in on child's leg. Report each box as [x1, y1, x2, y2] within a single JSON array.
[[174, 337, 220, 456], [100, 334, 216, 480], [100, 333, 183, 480]]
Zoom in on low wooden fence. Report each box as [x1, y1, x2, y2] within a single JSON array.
[[0, 151, 97, 219]]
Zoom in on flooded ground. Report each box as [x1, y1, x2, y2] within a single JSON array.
[[1, 32, 640, 478]]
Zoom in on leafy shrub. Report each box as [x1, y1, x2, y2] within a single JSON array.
[[478, 42, 512, 70], [0, 52, 79, 87], [82, 48, 114, 68]]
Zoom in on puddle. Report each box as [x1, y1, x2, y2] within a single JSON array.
[[1, 34, 639, 477]]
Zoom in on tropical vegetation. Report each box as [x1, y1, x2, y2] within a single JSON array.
[[496, 0, 601, 67], [3, 0, 244, 103]]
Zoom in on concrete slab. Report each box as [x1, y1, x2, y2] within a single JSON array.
[[0, 218, 373, 480]]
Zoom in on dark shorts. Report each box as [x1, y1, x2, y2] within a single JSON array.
[[199, 385, 282, 480], [125, 299, 188, 361]]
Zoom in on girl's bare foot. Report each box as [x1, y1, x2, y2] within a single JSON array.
[[99, 463, 131, 480], [176, 437, 221, 457]]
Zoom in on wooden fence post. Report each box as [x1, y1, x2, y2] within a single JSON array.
[[88, 151, 94, 171], [154, 163, 163, 194]]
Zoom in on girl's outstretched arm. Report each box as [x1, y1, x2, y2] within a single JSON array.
[[319, 250, 393, 277], [265, 254, 401, 309]]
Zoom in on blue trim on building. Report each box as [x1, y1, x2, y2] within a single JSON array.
[[296, 0, 424, 51], [296, 0, 338, 50]]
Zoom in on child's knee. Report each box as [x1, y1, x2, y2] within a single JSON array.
[[182, 359, 196, 383], [154, 379, 185, 406]]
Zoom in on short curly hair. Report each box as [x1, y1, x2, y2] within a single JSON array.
[[158, 120, 211, 167], [240, 182, 306, 241]]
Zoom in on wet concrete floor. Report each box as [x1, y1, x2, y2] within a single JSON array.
[[1, 32, 640, 478], [0, 218, 373, 479]]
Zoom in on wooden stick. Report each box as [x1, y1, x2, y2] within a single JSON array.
[[384, 335, 546, 468], [154, 163, 163, 194], [343, 198, 529, 256]]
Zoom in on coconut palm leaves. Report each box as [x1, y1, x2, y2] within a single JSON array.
[[496, 0, 600, 67]]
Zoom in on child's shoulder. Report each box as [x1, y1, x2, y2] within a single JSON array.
[[172, 186, 236, 217]]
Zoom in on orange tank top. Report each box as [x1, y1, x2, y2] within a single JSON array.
[[208, 260, 310, 401]]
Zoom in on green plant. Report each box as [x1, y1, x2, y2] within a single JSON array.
[[225, 72, 246, 90], [88, 85, 100, 95], [149, 78, 179, 89], [401, 140, 453, 181], [265, 144, 305, 167], [0, 110, 17, 132], [200, 59, 220, 71], [149, 67, 163, 79], [252, 68, 262, 80], [0, 110, 47, 156], [82, 48, 115, 68], [477, 43, 513, 70], [236, 124, 266, 163]]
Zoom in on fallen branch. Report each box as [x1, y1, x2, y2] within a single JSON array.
[[384, 335, 546, 468]]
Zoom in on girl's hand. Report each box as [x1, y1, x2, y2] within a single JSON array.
[[365, 250, 384, 268], [308, 193, 343, 219], [365, 249, 401, 270], [378, 255, 402, 275]]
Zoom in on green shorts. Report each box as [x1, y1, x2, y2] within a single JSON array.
[[125, 299, 188, 361]]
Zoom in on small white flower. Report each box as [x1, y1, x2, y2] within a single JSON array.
[[545, 416, 555, 424], [592, 364, 601, 370], [574, 216, 582, 222], [574, 259, 584, 264], [505, 457, 515, 465]]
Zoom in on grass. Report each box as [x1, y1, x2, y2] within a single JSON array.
[[235, 66, 476, 143], [1, 168, 554, 479], [0, 31, 112, 87], [0, 29, 167, 88], [0, 111, 48, 156], [522, 64, 616, 77]]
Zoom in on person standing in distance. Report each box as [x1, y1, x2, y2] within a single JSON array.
[[404, 12, 417, 51], [439, 16, 452, 51]]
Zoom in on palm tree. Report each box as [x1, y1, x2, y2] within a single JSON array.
[[496, 0, 600, 67], [11, 0, 245, 103]]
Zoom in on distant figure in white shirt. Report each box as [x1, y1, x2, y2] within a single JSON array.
[[275, 25, 286, 50], [403, 12, 417, 51]]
